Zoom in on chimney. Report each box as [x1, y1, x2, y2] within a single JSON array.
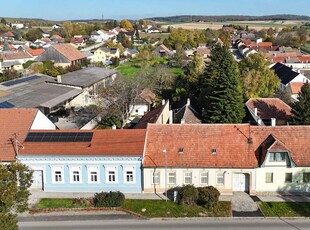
[[271, 118, 276, 126], [254, 107, 258, 116], [186, 98, 190, 106], [169, 110, 173, 124], [112, 125, 117, 129], [57, 75, 62, 83], [181, 118, 185, 124], [162, 99, 165, 105]]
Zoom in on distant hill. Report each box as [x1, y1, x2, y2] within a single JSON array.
[[146, 14, 310, 22]]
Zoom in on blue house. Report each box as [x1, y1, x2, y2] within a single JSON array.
[[18, 129, 146, 193]]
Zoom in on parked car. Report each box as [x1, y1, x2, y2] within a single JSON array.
[[73, 105, 83, 112]]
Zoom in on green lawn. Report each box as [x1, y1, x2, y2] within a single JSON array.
[[259, 202, 310, 217], [116, 64, 140, 78], [122, 199, 231, 218], [36, 198, 231, 217], [37, 198, 89, 209]]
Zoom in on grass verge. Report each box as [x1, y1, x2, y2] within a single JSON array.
[[36, 198, 231, 217], [121, 199, 231, 218], [258, 202, 310, 217], [36, 198, 89, 209]]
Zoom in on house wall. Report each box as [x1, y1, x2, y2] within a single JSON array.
[[155, 101, 170, 125], [256, 167, 310, 193], [291, 74, 308, 84], [143, 168, 256, 195], [93, 50, 106, 63], [31, 110, 57, 130], [129, 104, 149, 117], [18, 155, 143, 193]]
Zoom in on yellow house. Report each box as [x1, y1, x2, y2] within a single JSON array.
[[93, 47, 120, 64]]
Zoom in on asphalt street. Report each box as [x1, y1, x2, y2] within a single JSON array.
[[19, 218, 310, 230]]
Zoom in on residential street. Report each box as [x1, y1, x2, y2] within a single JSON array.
[[19, 218, 310, 230]]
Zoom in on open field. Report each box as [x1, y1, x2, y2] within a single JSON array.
[[162, 20, 308, 30]]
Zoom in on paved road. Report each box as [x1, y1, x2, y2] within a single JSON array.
[[19, 218, 310, 230]]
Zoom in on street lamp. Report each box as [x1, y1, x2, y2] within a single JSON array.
[[163, 149, 167, 202]]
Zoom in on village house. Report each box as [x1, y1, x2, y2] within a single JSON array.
[[36, 43, 86, 67], [143, 124, 310, 195], [70, 35, 86, 48], [18, 129, 146, 192], [271, 63, 308, 90], [245, 98, 292, 126]]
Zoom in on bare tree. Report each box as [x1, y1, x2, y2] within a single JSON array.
[[97, 75, 146, 129]]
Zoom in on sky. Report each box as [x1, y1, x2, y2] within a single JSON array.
[[2, 0, 310, 21]]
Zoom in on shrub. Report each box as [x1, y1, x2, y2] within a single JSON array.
[[197, 186, 220, 208], [178, 184, 198, 206], [93, 191, 125, 207]]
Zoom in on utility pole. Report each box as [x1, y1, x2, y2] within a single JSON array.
[[163, 149, 167, 202]]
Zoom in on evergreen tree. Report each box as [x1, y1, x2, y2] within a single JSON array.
[[291, 83, 310, 125], [199, 44, 245, 123], [0, 18, 6, 25]]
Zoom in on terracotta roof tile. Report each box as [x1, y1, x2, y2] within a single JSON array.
[[52, 43, 85, 61], [251, 126, 310, 167], [0, 108, 37, 161], [20, 129, 146, 156], [27, 48, 45, 57], [289, 82, 308, 94], [0, 51, 32, 60], [143, 124, 257, 168], [246, 98, 292, 120]]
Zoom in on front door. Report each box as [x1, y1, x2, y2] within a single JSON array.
[[31, 170, 43, 190], [233, 173, 248, 192]]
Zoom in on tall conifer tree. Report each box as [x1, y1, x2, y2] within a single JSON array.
[[199, 44, 244, 123], [291, 83, 310, 125]]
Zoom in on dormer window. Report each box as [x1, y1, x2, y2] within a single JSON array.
[[269, 152, 286, 162], [212, 148, 217, 155]]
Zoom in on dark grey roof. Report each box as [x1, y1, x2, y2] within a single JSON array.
[[91, 31, 99, 35], [127, 49, 139, 55], [0, 74, 82, 109], [271, 63, 299, 85], [49, 67, 117, 88]]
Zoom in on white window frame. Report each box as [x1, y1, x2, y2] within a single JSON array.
[[51, 166, 64, 184], [69, 166, 82, 184], [266, 172, 273, 183], [269, 152, 286, 162], [152, 172, 160, 184], [216, 172, 224, 185], [184, 172, 192, 184], [168, 172, 176, 184], [87, 166, 100, 184], [200, 172, 209, 184], [123, 165, 136, 184], [105, 165, 118, 184]]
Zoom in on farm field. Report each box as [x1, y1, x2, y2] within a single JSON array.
[[161, 20, 308, 30]]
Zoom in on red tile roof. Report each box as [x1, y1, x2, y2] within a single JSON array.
[[0, 109, 37, 161], [52, 43, 85, 61], [289, 82, 308, 94], [70, 37, 84, 44], [246, 98, 292, 120], [20, 129, 146, 156], [144, 124, 310, 168], [251, 126, 310, 167], [143, 124, 258, 168], [0, 51, 32, 60], [0, 31, 15, 37], [258, 42, 273, 47], [27, 48, 45, 57]]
